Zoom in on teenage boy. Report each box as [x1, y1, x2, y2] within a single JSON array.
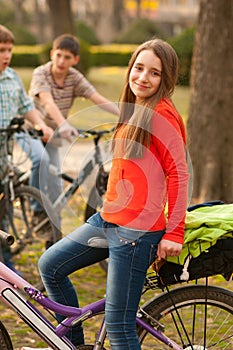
[[0, 25, 53, 269], [17, 33, 119, 222]]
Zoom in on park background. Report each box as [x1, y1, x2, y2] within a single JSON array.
[[0, 0, 232, 348]]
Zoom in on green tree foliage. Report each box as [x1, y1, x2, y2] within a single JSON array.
[[168, 27, 195, 86], [0, 0, 37, 45], [8, 24, 37, 45], [0, 0, 14, 24], [75, 21, 101, 45], [113, 18, 165, 44]]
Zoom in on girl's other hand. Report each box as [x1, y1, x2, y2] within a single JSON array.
[[157, 239, 182, 261]]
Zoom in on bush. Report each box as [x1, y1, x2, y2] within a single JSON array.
[[11, 45, 46, 67], [77, 40, 92, 74], [114, 18, 165, 44], [168, 27, 195, 86], [75, 21, 101, 45], [90, 44, 137, 67]]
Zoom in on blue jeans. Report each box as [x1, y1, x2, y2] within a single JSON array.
[[38, 212, 164, 348], [16, 133, 62, 211]]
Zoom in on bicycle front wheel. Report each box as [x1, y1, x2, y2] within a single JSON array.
[[0, 321, 13, 350], [9, 185, 61, 290], [138, 284, 233, 349]]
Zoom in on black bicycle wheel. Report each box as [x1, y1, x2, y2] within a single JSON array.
[[0, 321, 13, 350], [84, 169, 109, 222], [137, 284, 233, 349], [84, 185, 103, 221], [8, 185, 61, 290]]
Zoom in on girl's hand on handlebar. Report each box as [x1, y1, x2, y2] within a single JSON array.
[[157, 239, 182, 261]]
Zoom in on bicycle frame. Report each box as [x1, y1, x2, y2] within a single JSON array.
[[52, 130, 111, 214], [0, 260, 183, 350]]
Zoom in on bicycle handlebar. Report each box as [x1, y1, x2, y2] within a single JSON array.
[[0, 230, 15, 246], [0, 117, 114, 141], [52, 126, 115, 141], [76, 127, 115, 138], [0, 117, 43, 138]]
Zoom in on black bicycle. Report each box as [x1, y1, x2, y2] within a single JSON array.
[[0, 118, 61, 289]]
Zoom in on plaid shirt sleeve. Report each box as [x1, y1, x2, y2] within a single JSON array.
[[0, 68, 35, 181], [0, 68, 35, 129]]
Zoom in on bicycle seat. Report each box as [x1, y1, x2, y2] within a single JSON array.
[[88, 237, 109, 248]]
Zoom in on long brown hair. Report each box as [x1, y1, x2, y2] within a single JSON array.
[[113, 39, 186, 158]]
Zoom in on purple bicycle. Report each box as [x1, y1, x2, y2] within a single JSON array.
[[0, 229, 232, 349]]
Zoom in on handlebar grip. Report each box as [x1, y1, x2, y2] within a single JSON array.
[[0, 230, 15, 246], [28, 128, 44, 138]]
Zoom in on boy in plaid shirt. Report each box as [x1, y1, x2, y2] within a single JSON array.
[[0, 24, 53, 271]]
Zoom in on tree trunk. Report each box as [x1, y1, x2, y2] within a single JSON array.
[[13, 0, 24, 25], [187, 0, 233, 203], [34, 0, 47, 43], [136, 0, 142, 18], [112, 0, 124, 31], [46, 0, 74, 38]]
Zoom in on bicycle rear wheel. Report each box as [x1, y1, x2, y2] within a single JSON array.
[[137, 284, 233, 349], [0, 321, 13, 350], [9, 185, 61, 290]]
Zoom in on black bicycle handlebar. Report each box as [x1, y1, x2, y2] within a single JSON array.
[[0, 117, 114, 140], [0, 117, 43, 138], [76, 127, 115, 138], [52, 126, 115, 141], [0, 230, 15, 246], [0, 117, 24, 133]]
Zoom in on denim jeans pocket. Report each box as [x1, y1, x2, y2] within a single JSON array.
[[113, 226, 142, 247]]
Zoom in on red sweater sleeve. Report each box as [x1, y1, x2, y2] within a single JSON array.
[[152, 100, 189, 244]]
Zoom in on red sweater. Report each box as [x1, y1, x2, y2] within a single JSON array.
[[101, 99, 189, 244]]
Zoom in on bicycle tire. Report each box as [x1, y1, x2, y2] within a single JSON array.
[[9, 185, 61, 290], [0, 321, 13, 350], [137, 284, 233, 349], [84, 185, 103, 221]]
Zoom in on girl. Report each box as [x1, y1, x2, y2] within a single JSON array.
[[21, 38, 189, 350]]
